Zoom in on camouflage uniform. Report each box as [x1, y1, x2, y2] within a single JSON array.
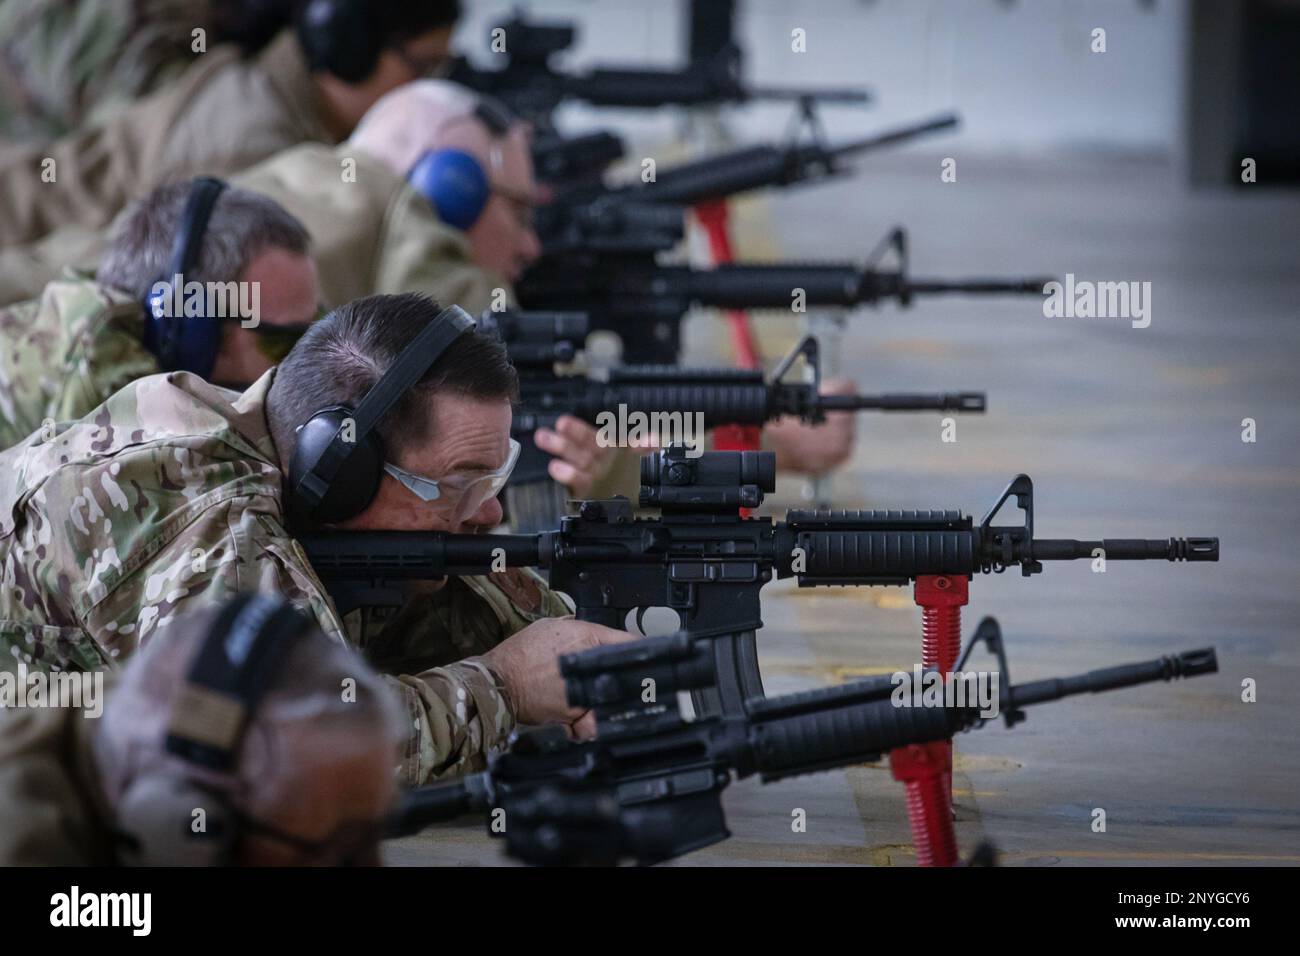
[[0, 0, 210, 144], [0, 29, 330, 246], [0, 370, 571, 783], [0, 272, 159, 449], [0, 144, 508, 312]]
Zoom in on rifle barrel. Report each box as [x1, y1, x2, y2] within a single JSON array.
[[592, 113, 959, 208], [388, 776, 482, 836], [906, 277, 1053, 295], [753, 647, 1218, 782], [787, 527, 1219, 581], [1009, 649, 1218, 708], [826, 112, 961, 159], [819, 392, 985, 413], [1030, 538, 1220, 561]]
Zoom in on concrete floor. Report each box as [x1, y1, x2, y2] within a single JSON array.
[[386, 150, 1300, 866]]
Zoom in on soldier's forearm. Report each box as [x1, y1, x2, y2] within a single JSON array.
[[387, 658, 518, 787]]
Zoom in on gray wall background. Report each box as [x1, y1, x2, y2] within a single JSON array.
[[454, 0, 1187, 157]]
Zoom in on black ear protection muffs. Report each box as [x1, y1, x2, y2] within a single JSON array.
[[286, 304, 477, 525], [141, 176, 228, 378], [113, 594, 313, 866], [407, 97, 519, 231], [296, 0, 380, 84]]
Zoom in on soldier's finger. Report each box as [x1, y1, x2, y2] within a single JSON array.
[[533, 426, 565, 453], [552, 418, 598, 470], [554, 414, 596, 442], [582, 622, 637, 646], [547, 457, 587, 492], [570, 711, 599, 740], [535, 426, 595, 471]]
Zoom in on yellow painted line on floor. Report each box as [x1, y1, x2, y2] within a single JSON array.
[[825, 665, 904, 681], [1012, 849, 1300, 863], [1157, 365, 1231, 387], [694, 840, 914, 866], [699, 845, 1300, 866], [879, 338, 959, 358], [780, 587, 913, 609], [388, 835, 1300, 867]]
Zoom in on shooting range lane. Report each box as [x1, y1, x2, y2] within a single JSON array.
[[383, 149, 1300, 867]]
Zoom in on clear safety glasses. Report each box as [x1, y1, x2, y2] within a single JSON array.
[[383, 438, 520, 523]]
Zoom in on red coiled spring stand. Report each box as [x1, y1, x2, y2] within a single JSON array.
[[889, 574, 968, 866], [694, 199, 763, 457]]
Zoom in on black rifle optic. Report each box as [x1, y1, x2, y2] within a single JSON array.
[[300, 448, 1219, 718], [448, 12, 870, 130], [534, 199, 685, 255], [531, 129, 626, 189], [555, 112, 961, 208], [388, 619, 1219, 865], [483, 310, 985, 532], [518, 226, 1055, 364]]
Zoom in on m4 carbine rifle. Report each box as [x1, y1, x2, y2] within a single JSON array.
[[447, 11, 870, 130], [300, 448, 1219, 718], [553, 112, 961, 208], [388, 619, 1219, 866], [483, 310, 985, 531], [518, 225, 1054, 364]]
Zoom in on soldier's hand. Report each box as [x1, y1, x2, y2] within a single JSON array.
[[535, 415, 617, 499], [481, 617, 635, 738], [764, 375, 857, 473]]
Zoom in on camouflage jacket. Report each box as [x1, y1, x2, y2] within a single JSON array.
[[0, 0, 209, 144], [0, 273, 160, 449], [0, 370, 570, 784], [0, 144, 511, 312], [0, 29, 331, 246]]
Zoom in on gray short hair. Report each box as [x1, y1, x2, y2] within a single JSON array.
[[96, 179, 311, 300], [268, 293, 518, 463]]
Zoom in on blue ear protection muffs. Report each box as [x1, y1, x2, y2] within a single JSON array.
[[287, 304, 477, 525], [296, 0, 380, 84], [141, 176, 228, 379], [112, 593, 313, 866], [408, 98, 517, 231], [409, 150, 490, 230]]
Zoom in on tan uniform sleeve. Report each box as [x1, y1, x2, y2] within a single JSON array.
[[0, 45, 239, 246], [0, 226, 107, 307], [373, 185, 513, 315], [0, 707, 111, 865], [0, 118, 159, 245], [0, 38, 313, 247]]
